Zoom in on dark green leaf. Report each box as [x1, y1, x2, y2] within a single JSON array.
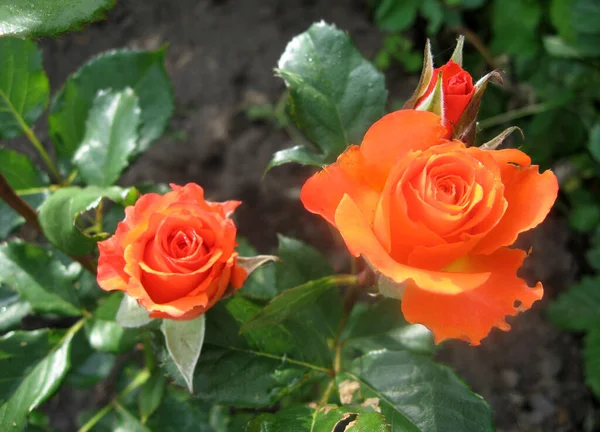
[[374, 0, 421, 32], [0, 38, 49, 139], [38, 186, 134, 256], [0, 241, 81, 317], [236, 238, 277, 300], [240, 275, 347, 333], [569, 203, 600, 233], [550, 0, 576, 42], [491, 0, 542, 56], [0, 149, 49, 239], [584, 328, 600, 398], [343, 300, 435, 355], [267, 145, 326, 171], [49, 49, 173, 160], [277, 22, 387, 161], [161, 315, 206, 393], [114, 404, 150, 432], [0, 0, 116, 37], [67, 351, 115, 388], [0, 285, 32, 332], [86, 293, 139, 353], [73, 88, 140, 187], [276, 235, 333, 290], [344, 350, 494, 432], [587, 123, 600, 163], [0, 328, 79, 430], [572, 0, 600, 34], [548, 276, 600, 331], [138, 373, 166, 424], [246, 406, 314, 432]]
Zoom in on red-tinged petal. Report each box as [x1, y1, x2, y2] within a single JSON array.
[[301, 145, 380, 226], [334, 194, 490, 294], [97, 236, 129, 292], [474, 164, 558, 254], [360, 110, 448, 189], [402, 247, 543, 345], [230, 262, 247, 289]]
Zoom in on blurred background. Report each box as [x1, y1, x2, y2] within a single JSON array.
[[15, 0, 600, 430]]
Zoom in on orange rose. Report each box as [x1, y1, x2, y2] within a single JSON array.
[[301, 110, 558, 345], [415, 60, 475, 137], [97, 183, 247, 320]]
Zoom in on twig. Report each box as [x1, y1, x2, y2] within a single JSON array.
[[0, 173, 97, 273]]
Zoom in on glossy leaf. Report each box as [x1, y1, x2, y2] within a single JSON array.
[[138, 374, 167, 424], [86, 293, 139, 354], [0, 241, 81, 317], [73, 88, 140, 187], [0, 0, 116, 37], [0, 285, 31, 332], [548, 276, 600, 331], [240, 275, 346, 333], [266, 145, 326, 171], [161, 314, 206, 393], [116, 294, 152, 328], [0, 328, 78, 430], [0, 38, 49, 139], [0, 149, 49, 239], [276, 21, 387, 162], [236, 238, 277, 300], [344, 350, 494, 432], [49, 49, 173, 160], [38, 186, 135, 256]]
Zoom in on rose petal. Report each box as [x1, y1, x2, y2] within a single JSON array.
[[402, 247, 543, 345], [360, 110, 448, 189], [301, 145, 380, 226], [334, 193, 489, 294], [97, 235, 129, 292]]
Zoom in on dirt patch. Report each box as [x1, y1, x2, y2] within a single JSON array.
[[17, 0, 595, 430]]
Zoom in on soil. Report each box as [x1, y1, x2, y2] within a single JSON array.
[[18, 0, 597, 430]]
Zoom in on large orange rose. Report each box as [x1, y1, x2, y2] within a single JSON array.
[[97, 183, 247, 320], [301, 110, 558, 345]]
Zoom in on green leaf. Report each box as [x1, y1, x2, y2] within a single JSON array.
[[146, 388, 221, 432], [0, 0, 116, 37], [86, 293, 139, 353], [343, 300, 435, 355], [0, 38, 49, 139], [548, 276, 600, 331], [491, 0, 542, 56], [550, 0, 576, 42], [161, 315, 206, 393], [66, 351, 115, 388], [267, 145, 326, 171], [236, 238, 277, 300], [0, 241, 81, 317], [587, 123, 600, 163], [138, 374, 166, 424], [344, 350, 494, 432], [0, 149, 49, 239], [569, 203, 600, 232], [374, 0, 421, 32], [572, 0, 600, 35], [38, 186, 135, 256], [247, 405, 391, 432], [240, 275, 349, 333], [116, 294, 152, 328], [584, 328, 600, 398], [277, 22, 387, 161], [0, 285, 32, 333], [114, 404, 150, 432], [0, 328, 79, 430], [276, 235, 333, 290], [73, 88, 140, 187], [49, 49, 173, 160]]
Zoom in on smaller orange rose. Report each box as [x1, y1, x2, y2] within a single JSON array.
[[97, 183, 247, 320]]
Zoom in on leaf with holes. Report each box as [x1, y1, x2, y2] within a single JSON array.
[[73, 88, 140, 187], [0, 0, 116, 37], [49, 49, 173, 161], [0, 241, 81, 317], [274, 21, 387, 165], [342, 350, 494, 432], [0, 149, 49, 239], [0, 38, 49, 139]]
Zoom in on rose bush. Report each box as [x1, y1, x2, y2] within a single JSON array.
[[97, 183, 247, 320], [301, 109, 558, 345]]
